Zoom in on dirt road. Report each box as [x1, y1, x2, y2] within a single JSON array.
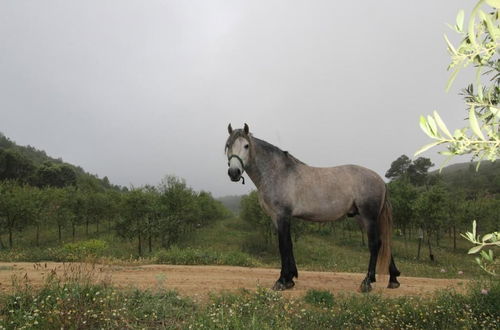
[[0, 262, 467, 301]]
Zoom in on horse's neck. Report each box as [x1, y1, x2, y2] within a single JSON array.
[[245, 139, 281, 190]]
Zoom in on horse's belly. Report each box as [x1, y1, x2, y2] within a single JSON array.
[[292, 199, 350, 222]]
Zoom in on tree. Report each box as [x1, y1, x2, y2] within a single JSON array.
[[30, 186, 50, 246], [0, 182, 36, 248], [46, 187, 75, 243], [118, 188, 151, 256], [34, 163, 77, 188], [416, 1, 499, 162], [157, 176, 200, 248], [0, 149, 35, 183], [385, 155, 412, 181], [413, 184, 450, 260], [407, 157, 435, 186], [240, 191, 274, 246], [387, 179, 418, 241], [386, 155, 434, 185]]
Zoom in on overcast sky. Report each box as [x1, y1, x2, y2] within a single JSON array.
[[1, 1, 476, 196]]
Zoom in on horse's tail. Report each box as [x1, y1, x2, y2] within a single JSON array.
[[376, 188, 392, 275]]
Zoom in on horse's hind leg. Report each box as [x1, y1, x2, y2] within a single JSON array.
[[272, 213, 298, 291], [388, 254, 401, 289], [359, 217, 380, 293]]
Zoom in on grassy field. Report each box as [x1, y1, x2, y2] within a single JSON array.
[[0, 216, 489, 279], [178, 216, 487, 279], [0, 266, 498, 329], [0, 217, 498, 328]]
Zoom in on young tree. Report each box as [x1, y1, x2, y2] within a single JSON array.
[[46, 187, 74, 243], [118, 188, 150, 256], [413, 184, 450, 260], [0, 182, 36, 248], [387, 179, 418, 242], [240, 191, 274, 245], [157, 176, 200, 248]]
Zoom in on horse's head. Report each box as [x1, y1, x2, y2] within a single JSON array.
[[225, 123, 251, 183]]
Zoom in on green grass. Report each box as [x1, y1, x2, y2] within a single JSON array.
[[0, 216, 488, 279], [179, 216, 486, 279], [154, 246, 259, 267], [1, 275, 498, 329]]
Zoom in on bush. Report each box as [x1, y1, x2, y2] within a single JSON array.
[[154, 246, 258, 267], [304, 289, 334, 307], [61, 239, 109, 261]]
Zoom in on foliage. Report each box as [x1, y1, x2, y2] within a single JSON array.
[[0, 173, 229, 257], [462, 220, 500, 276], [416, 0, 500, 277], [416, 1, 499, 163], [386, 155, 434, 185], [303, 289, 334, 308], [0, 133, 123, 191], [61, 239, 109, 261], [240, 190, 309, 245], [154, 246, 258, 267], [240, 191, 275, 246], [413, 184, 450, 235], [2, 276, 498, 329], [433, 161, 500, 195], [387, 179, 418, 235]]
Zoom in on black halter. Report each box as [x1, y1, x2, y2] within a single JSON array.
[[228, 154, 246, 184]]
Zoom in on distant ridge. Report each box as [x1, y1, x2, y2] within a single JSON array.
[[0, 132, 124, 191], [430, 160, 500, 195]]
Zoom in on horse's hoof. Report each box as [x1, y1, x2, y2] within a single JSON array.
[[387, 281, 400, 289], [272, 279, 295, 291], [359, 282, 372, 293]]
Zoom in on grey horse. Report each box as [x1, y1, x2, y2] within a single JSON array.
[[225, 124, 400, 292]]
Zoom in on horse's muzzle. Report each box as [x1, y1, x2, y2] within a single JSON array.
[[228, 167, 241, 182]]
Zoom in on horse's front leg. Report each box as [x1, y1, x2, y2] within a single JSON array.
[[272, 214, 298, 291]]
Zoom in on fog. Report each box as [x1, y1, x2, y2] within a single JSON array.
[[0, 0, 474, 196]]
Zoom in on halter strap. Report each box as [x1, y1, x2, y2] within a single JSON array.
[[228, 155, 246, 185], [228, 154, 246, 171]]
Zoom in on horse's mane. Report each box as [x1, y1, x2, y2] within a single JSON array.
[[252, 137, 306, 166], [226, 129, 306, 167]]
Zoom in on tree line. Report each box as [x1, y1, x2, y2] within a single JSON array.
[[0, 176, 230, 255], [387, 155, 499, 260], [0, 133, 123, 191]]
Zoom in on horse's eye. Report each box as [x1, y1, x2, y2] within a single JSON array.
[[244, 144, 249, 149]]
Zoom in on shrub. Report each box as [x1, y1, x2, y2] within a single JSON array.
[[304, 289, 334, 307], [154, 246, 258, 267], [60, 239, 109, 261]]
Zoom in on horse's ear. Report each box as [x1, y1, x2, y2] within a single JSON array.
[[244, 123, 249, 135], [228, 123, 233, 134]]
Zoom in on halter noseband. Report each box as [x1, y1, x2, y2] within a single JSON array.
[[228, 154, 245, 170], [228, 154, 246, 184]]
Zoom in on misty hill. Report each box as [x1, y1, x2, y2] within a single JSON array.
[[0, 132, 124, 191], [431, 160, 500, 195], [217, 195, 243, 214]]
